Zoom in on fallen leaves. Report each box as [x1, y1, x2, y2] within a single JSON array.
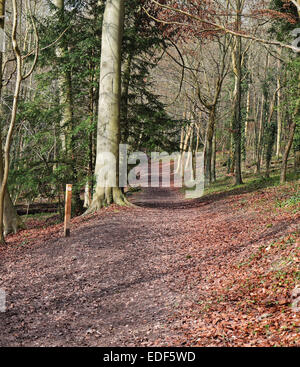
[[0, 180, 299, 346]]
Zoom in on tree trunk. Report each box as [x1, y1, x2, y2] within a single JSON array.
[[265, 90, 278, 178], [280, 119, 297, 183], [176, 126, 185, 173], [204, 107, 216, 184], [0, 0, 23, 243], [54, 0, 72, 156], [276, 55, 282, 159], [121, 53, 132, 144], [87, 0, 128, 212], [294, 150, 300, 173], [256, 93, 265, 174], [177, 123, 193, 176], [185, 123, 194, 170], [231, 44, 243, 183], [228, 134, 235, 174], [211, 133, 217, 183], [54, 0, 83, 214], [0, 0, 22, 240], [230, 0, 243, 185], [85, 68, 97, 208], [280, 58, 300, 183], [244, 87, 251, 164]]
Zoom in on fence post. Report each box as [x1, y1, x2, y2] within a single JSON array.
[[64, 184, 72, 237]]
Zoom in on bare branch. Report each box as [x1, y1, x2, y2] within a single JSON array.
[[149, 0, 299, 52], [22, 0, 39, 80]]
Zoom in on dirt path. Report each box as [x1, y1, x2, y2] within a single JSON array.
[[0, 186, 298, 346], [0, 187, 191, 346]]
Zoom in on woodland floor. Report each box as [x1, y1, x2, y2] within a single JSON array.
[[0, 178, 299, 346]]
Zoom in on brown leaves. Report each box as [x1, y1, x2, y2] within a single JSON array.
[[0, 179, 299, 346], [156, 183, 300, 347]]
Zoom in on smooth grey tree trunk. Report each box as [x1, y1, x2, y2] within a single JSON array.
[[87, 0, 129, 211]]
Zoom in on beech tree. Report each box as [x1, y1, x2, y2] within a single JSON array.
[[87, 0, 129, 211]]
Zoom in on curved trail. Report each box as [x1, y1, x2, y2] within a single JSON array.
[[0, 186, 297, 346]]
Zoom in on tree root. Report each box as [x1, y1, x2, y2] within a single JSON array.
[[83, 187, 136, 216]]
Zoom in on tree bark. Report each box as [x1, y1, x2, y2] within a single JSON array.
[[280, 76, 300, 183], [231, 0, 243, 185], [244, 87, 250, 162], [211, 133, 217, 183], [54, 0, 72, 156], [176, 125, 185, 174], [0, 0, 23, 243], [179, 123, 193, 177], [121, 52, 132, 144], [276, 54, 282, 158], [0, 0, 22, 239], [204, 107, 216, 184], [280, 119, 297, 183], [255, 93, 265, 173], [87, 0, 129, 212], [265, 89, 278, 178], [54, 0, 83, 214]]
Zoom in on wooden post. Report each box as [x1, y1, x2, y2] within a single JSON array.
[[64, 184, 72, 237]]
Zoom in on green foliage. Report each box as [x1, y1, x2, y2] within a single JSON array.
[[276, 191, 300, 207], [120, 0, 179, 153], [6, 0, 178, 212], [269, 0, 299, 42]]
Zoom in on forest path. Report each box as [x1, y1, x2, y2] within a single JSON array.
[[0, 186, 197, 346], [0, 185, 297, 346]]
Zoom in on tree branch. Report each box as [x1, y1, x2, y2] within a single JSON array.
[[148, 0, 299, 52]]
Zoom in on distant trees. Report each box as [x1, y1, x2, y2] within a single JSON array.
[[148, 0, 300, 185], [274, 0, 300, 182]]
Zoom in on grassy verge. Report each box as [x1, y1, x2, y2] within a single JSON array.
[[204, 171, 299, 197]]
